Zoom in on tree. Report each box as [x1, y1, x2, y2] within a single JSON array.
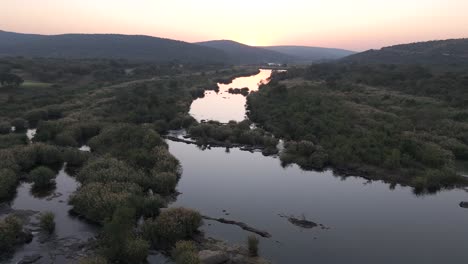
[[0, 73, 24, 87]]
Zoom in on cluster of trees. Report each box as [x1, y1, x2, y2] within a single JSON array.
[[0, 72, 23, 87], [188, 120, 278, 154], [248, 63, 468, 192]]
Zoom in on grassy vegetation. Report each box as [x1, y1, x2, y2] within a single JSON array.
[[39, 212, 55, 234], [247, 63, 468, 192], [188, 120, 278, 154], [0, 215, 24, 254], [247, 235, 259, 257], [172, 241, 200, 264], [0, 57, 243, 261]]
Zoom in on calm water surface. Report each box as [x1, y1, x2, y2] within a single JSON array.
[[190, 69, 272, 123], [169, 70, 468, 264]]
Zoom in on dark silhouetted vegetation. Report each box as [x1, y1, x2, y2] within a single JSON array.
[[248, 63, 468, 191]]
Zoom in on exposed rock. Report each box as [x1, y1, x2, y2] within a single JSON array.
[[279, 214, 329, 229], [18, 254, 42, 264], [202, 216, 271, 238], [460, 201, 468, 208], [199, 250, 229, 264]]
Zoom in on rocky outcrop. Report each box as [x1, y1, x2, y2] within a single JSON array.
[[18, 254, 42, 264], [460, 201, 468, 208], [196, 237, 270, 264], [278, 214, 329, 229], [202, 216, 271, 238], [199, 250, 229, 264]]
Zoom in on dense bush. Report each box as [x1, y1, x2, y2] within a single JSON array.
[[0, 215, 23, 253], [64, 148, 90, 167], [0, 121, 11, 134], [0, 134, 28, 149], [280, 141, 329, 170], [11, 118, 27, 131], [15, 143, 63, 170], [39, 212, 55, 234], [70, 182, 143, 223], [188, 121, 278, 149], [29, 166, 56, 189], [77, 157, 144, 185], [0, 169, 18, 201], [24, 109, 48, 126], [101, 207, 149, 263], [142, 208, 202, 246], [139, 195, 164, 218], [247, 65, 468, 189], [150, 172, 178, 195], [172, 241, 200, 264]]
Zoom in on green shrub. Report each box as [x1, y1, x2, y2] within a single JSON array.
[[64, 148, 90, 167], [0, 134, 28, 149], [139, 195, 164, 218], [77, 157, 145, 186], [16, 143, 63, 170], [39, 211, 55, 234], [70, 182, 143, 223], [0, 150, 20, 172], [150, 172, 178, 195], [24, 109, 48, 126], [247, 235, 259, 257], [142, 208, 202, 246], [124, 238, 150, 263], [0, 169, 18, 201], [101, 207, 149, 263], [55, 132, 79, 147], [29, 166, 56, 189], [0, 215, 23, 253], [11, 118, 27, 131], [151, 146, 181, 174], [0, 121, 11, 134], [172, 241, 200, 264]]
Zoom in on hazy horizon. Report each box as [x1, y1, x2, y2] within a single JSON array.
[[2, 0, 467, 51]]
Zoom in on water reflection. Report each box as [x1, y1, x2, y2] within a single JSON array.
[[168, 140, 468, 264], [190, 70, 272, 123], [8, 165, 97, 263]]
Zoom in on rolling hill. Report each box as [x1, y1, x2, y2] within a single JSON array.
[[343, 38, 468, 65], [196, 40, 294, 64], [0, 30, 228, 64], [262, 45, 355, 63]]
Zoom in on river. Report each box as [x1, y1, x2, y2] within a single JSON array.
[[168, 69, 468, 263]]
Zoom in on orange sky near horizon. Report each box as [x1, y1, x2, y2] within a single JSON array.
[[1, 0, 467, 51]]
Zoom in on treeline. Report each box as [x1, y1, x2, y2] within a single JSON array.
[[248, 63, 468, 192]]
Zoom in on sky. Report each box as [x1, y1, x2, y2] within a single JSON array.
[[1, 0, 467, 51]]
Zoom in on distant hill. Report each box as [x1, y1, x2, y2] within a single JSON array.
[[196, 40, 294, 64], [0, 30, 227, 64], [262, 46, 355, 63], [343, 38, 468, 65]]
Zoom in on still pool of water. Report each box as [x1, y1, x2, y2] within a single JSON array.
[[168, 140, 468, 264], [172, 69, 468, 263], [189, 69, 272, 123]]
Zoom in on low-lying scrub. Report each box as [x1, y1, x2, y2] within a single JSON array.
[[172, 241, 200, 264], [0, 215, 24, 254], [29, 166, 56, 190], [0, 169, 18, 201], [39, 212, 56, 234], [70, 182, 143, 223], [188, 120, 278, 153], [142, 207, 202, 247]]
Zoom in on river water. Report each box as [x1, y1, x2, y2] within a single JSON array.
[[190, 69, 272, 123], [168, 69, 468, 263]]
